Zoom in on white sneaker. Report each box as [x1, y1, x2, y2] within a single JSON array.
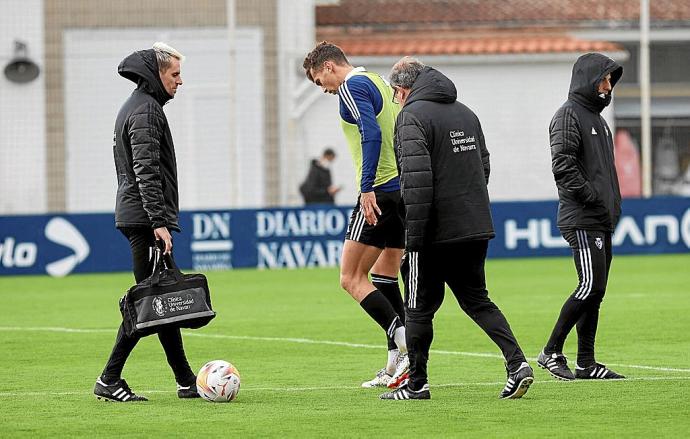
[[361, 368, 393, 388], [388, 353, 410, 389]]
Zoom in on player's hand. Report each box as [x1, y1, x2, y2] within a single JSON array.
[[154, 226, 173, 254], [360, 191, 381, 226]]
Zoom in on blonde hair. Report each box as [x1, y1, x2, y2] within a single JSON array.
[[152, 42, 184, 72]]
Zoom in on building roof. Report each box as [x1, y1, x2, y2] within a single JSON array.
[[317, 0, 690, 28], [326, 33, 623, 56], [314, 0, 657, 57]]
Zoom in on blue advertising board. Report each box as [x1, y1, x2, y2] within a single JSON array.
[[0, 197, 688, 277], [489, 197, 690, 257]]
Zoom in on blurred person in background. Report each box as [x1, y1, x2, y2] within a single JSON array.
[[653, 129, 681, 194], [299, 147, 341, 204], [93, 42, 199, 402], [538, 53, 626, 381], [303, 42, 409, 389], [380, 57, 533, 401], [676, 156, 690, 196]]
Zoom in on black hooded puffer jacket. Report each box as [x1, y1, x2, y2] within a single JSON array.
[[113, 48, 180, 231], [394, 67, 494, 251], [550, 53, 623, 232], [299, 159, 334, 204]]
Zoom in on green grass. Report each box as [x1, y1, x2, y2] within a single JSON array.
[[1, 254, 689, 438]]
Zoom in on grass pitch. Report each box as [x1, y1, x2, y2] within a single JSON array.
[[0, 254, 689, 438]]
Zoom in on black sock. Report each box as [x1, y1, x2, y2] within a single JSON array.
[[360, 290, 403, 339], [372, 273, 405, 350]]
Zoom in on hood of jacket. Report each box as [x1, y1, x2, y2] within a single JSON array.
[[405, 66, 457, 107], [568, 52, 623, 114], [118, 49, 171, 106]]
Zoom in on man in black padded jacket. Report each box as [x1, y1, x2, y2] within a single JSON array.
[[94, 42, 199, 402], [537, 53, 626, 381], [299, 148, 340, 204], [380, 57, 533, 401]]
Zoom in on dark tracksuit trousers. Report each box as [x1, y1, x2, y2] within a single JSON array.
[[401, 240, 527, 390], [101, 227, 195, 386], [545, 230, 613, 367]]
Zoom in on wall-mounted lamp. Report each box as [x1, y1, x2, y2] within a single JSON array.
[[4, 40, 40, 84]]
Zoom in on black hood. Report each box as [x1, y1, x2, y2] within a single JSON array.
[[405, 66, 457, 107], [568, 52, 623, 114], [118, 49, 171, 106]]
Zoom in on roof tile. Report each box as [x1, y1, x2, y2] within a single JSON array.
[[317, 0, 690, 26], [326, 34, 622, 56]]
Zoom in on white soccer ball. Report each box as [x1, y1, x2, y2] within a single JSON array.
[[196, 360, 241, 402]]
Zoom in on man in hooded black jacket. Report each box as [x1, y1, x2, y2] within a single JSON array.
[[299, 148, 340, 204], [380, 57, 533, 401], [93, 42, 199, 402], [537, 53, 626, 381]]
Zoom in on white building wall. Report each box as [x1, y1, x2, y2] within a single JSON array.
[[423, 58, 566, 202], [63, 26, 264, 212], [297, 53, 621, 204], [0, 0, 46, 214], [278, 0, 318, 205], [295, 89, 356, 205], [0, 7, 624, 215], [232, 27, 265, 207]]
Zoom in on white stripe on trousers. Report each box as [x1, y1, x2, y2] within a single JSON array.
[[574, 230, 593, 300], [573, 230, 587, 299], [407, 252, 418, 309]]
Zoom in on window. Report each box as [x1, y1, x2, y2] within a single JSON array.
[[617, 42, 690, 85], [616, 118, 690, 196]]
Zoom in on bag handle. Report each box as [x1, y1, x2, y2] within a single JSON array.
[[149, 241, 184, 285], [162, 251, 184, 282]]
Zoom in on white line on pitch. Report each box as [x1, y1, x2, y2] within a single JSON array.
[[1, 326, 689, 374], [1, 376, 690, 398], [182, 332, 690, 373], [235, 376, 690, 392]]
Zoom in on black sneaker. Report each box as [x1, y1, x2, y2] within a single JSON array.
[[537, 351, 575, 381], [94, 378, 148, 402], [499, 362, 534, 399], [177, 380, 201, 399], [380, 381, 430, 400], [575, 363, 625, 380]]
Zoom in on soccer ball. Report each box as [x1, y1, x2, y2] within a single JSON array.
[[196, 360, 241, 402]]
